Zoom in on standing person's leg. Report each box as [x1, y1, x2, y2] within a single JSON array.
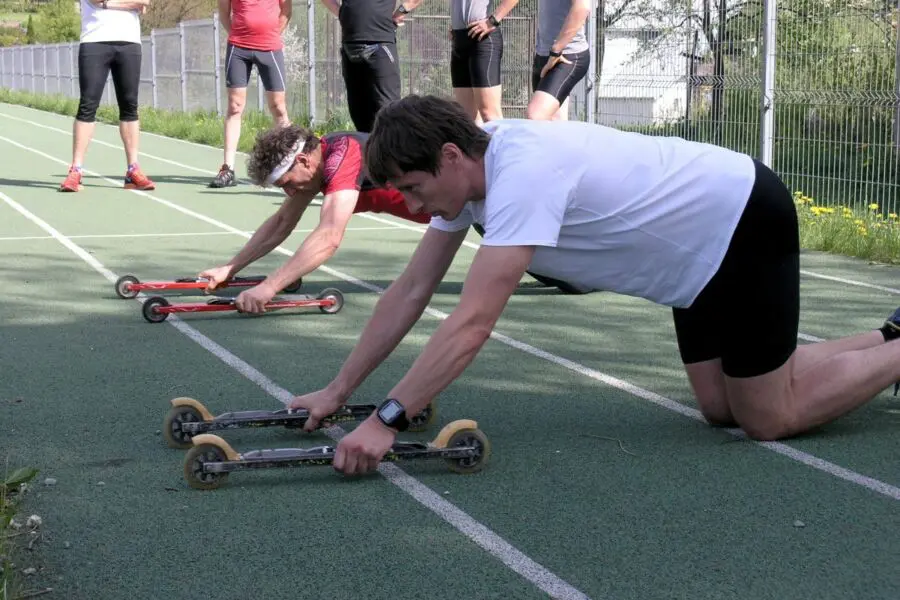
[[674, 160, 900, 440], [109, 41, 155, 190], [210, 44, 252, 188], [60, 42, 114, 192], [367, 42, 402, 128], [469, 29, 504, 122], [526, 49, 589, 121], [341, 43, 382, 132], [450, 31, 481, 124], [255, 48, 291, 128]]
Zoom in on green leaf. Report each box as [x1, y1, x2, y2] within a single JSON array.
[[2, 467, 39, 491]]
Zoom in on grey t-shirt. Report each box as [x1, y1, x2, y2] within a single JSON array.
[[536, 0, 589, 55], [450, 0, 494, 30]]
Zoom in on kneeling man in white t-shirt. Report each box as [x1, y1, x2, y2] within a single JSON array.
[[288, 94, 900, 476], [60, 0, 156, 192]]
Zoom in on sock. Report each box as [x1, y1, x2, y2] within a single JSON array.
[[71, 164, 82, 172], [127, 163, 138, 173]]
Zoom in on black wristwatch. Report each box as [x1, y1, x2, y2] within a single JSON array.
[[396, 4, 410, 14], [376, 398, 410, 432], [488, 14, 500, 26], [549, 49, 562, 58]]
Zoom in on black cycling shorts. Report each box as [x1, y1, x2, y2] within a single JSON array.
[[450, 28, 503, 88], [225, 43, 286, 92], [531, 49, 590, 103], [672, 159, 801, 378]]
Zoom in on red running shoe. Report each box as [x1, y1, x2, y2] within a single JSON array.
[[59, 166, 83, 192], [124, 165, 156, 190]]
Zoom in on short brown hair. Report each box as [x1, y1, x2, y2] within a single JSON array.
[[365, 94, 491, 186], [246, 124, 321, 186]]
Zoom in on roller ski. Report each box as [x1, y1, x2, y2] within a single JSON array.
[[114, 274, 303, 299], [141, 287, 344, 323], [162, 396, 437, 449], [182, 419, 491, 490]]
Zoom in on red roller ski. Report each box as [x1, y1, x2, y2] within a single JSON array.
[[141, 288, 344, 323], [114, 274, 303, 299]]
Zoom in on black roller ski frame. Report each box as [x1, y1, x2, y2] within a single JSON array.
[[182, 419, 491, 490], [163, 396, 437, 450]]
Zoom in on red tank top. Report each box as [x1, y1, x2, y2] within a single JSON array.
[[228, 0, 283, 51], [321, 133, 431, 224]]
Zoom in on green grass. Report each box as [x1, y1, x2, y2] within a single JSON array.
[[0, 88, 354, 153], [1, 465, 39, 600], [0, 12, 29, 25], [2, 86, 899, 265]]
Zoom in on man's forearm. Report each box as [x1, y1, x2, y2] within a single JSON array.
[[491, 0, 519, 22], [225, 214, 293, 273], [92, 0, 148, 10], [320, 0, 340, 18], [386, 310, 490, 417], [329, 278, 433, 400], [551, 2, 590, 53], [218, 0, 231, 31], [262, 227, 339, 292]]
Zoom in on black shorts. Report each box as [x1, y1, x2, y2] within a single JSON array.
[[450, 28, 503, 88], [225, 43, 286, 92], [672, 159, 800, 378], [531, 49, 590, 103]]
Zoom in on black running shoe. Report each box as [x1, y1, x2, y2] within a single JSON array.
[[208, 164, 237, 188]]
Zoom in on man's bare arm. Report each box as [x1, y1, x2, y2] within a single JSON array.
[[319, 0, 340, 19], [86, 0, 150, 11], [218, 0, 232, 32], [384, 244, 534, 418], [259, 189, 358, 293], [328, 227, 470, 400], [223, 191, 312, 274], [279, 0, 292, 32], [550, 0, 591, 55]]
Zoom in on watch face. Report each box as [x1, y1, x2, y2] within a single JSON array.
[[379, 400, 403, 423]]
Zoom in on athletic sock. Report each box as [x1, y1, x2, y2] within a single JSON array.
[[127, 163, 139, 173]]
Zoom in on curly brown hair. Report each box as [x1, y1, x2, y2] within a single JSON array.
[[246, 124, 321, 186], [365, 94, 491, 186]]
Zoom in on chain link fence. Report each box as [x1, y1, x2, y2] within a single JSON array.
[[1, 0, 899, 211]]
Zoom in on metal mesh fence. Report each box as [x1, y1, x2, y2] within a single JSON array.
[[1, 0, 898, 212]]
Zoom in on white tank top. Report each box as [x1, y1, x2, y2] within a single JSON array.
[[80, 0, 142, 44]]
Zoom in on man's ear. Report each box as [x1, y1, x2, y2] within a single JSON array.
[[440, 142, 463, 167]]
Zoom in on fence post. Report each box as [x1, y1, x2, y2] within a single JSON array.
[[893, 0, 900, 149], [30, 46, 35, 93], [308, 0, 316, 124], [70, 42, 76, 98], [150, 30, 158, 108], [180, 22, 188, 111], [585, 0, 598, 123], [759, 0, 777, 167], [213, 11, 222, 116]]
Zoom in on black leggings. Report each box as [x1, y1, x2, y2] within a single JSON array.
[[76, 41, 142, 123]]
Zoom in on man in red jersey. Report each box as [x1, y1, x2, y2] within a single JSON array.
[[199, 124, 431, 312], [209, 0, 293, 188]]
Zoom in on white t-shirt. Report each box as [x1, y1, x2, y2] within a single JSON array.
[[429, 119, 758, 308], [80, 0, 142, 44]]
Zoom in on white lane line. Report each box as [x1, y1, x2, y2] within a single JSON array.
[[0, 162, 593, 600], [0, 227, 406, 242], [800, 269, 900, 296], [4, 124, 899, 503]]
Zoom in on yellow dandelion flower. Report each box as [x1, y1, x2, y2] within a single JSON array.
[[869, 203, 879, 210]]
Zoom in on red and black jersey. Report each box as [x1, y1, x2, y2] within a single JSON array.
[[319, 132, 431, 224]]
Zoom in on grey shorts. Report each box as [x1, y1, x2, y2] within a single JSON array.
[[225, 43, 286, 92]]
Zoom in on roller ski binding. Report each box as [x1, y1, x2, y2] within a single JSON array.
[[182, 419, 491, 490], [141, 288, 344, 323], [114, 274, 303, 299], [162, 396, 437, 449]]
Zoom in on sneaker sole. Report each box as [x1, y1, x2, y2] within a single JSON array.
[[124, 183, 155, 190]]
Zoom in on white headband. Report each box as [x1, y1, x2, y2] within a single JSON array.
[[264, 138, 307, 186]]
